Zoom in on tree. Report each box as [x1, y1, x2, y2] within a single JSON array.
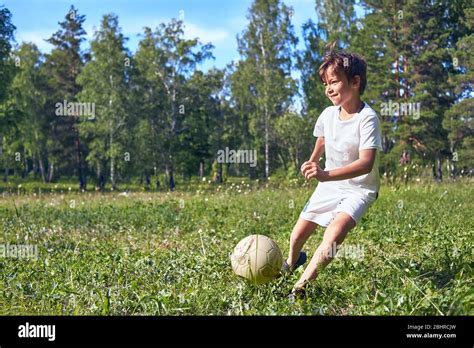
[[298, 0, 358, 114], [233, 0, 297, 178], [275, 111, 314, 173], [0, 5, 16, 181], [444, 5, 474, 176], [43, 5, 88, 187], [176, 68, 224, 179], [134, 19, 213, 190], [397, 0, 469, 180], [77, 14, 130, 191], [7, 43, 49, 181], [0, 5, 16, 102], [350, 1, 399, 175], [130, 27, 167, 188]]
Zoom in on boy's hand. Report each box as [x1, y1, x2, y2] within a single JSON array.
[[300, 161, 316, 177], [301, 161, 330, 182]]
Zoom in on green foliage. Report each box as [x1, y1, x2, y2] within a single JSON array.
[[0, 1, 472, 186], [76, 13, 130, 190], [232, 0, 298, 178], [42, 6, 88, 186], [275, 112, 314, 171], [0, 6, 16, 103]]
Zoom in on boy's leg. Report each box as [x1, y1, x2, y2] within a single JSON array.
[[293, 212, 356, 289], [287, 217, 319, 267]]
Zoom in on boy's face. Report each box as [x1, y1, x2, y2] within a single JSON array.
[[322, 65, 360, 106]]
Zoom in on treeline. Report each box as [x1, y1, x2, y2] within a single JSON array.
[[0, 0, 472, 191]]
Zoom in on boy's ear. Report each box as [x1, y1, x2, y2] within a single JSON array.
[[351, 75, 361, 90]]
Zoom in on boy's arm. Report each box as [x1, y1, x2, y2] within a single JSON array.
[[309, 137, 325, 163], [300, 137, 325, 176], [316, 149, 377, 182]]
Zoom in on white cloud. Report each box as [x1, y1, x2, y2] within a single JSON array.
[[15, 30, 54, 52], [15, 26, 96, 53], [121, 18, 230, 45], [119, 17, 168, 37], [14, 20, 230, 54], [183, 22, 229, 44]]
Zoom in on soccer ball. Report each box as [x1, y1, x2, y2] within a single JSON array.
[[230, 234, 283, 285]]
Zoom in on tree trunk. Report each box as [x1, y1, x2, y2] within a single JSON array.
[[97, 162, 106, 192], [37, 152, 46, 183], [278, 151, 287, 171], [450, 144, 456, 179], [22, 153, 28, 178], [74, 126, 86, 190], [436, 157, 442, 181], [393, 13, 400, 99], [108, 76, 116, 192], [32, 153, 38, 179], [47, 163, 54, 182], [403, 56, 409, 99], [3, 166, 8, 182], [259, 32, 270, 179], [217, 162, 223, 184], [145, 174, 151, 190], [265, 118, 269, 178], [165, 164, 175, 191], [199, 161, 204, 178], [295, 148, 300, 171], [110, 154, 116, 191]]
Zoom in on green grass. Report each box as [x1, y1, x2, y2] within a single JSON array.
[[0, 180, 472, 315]]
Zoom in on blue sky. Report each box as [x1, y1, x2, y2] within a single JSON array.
[[4, 0, 330, 71]]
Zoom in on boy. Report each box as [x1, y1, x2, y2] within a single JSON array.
[[282, 49, 382, 298]]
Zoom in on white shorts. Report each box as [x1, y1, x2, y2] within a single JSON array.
[[299, 182, 377, 227]]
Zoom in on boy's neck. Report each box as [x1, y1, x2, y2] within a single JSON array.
[[340, 98, 363, 116]]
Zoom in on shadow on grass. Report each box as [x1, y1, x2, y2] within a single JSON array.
[[418, 265, 463, 289]]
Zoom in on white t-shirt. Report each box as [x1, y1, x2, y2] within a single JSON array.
[[313, 102, 383, 200]]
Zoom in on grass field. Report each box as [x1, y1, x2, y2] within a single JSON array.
[[0, 179, 472, 315]]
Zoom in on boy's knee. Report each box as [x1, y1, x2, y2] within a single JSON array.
[[290, 228, 309, 243], [317, 241, 338, 262], [290, 231, 303, 244]]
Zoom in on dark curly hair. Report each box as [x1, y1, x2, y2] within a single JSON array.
[[318, 42, 367, 95]]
